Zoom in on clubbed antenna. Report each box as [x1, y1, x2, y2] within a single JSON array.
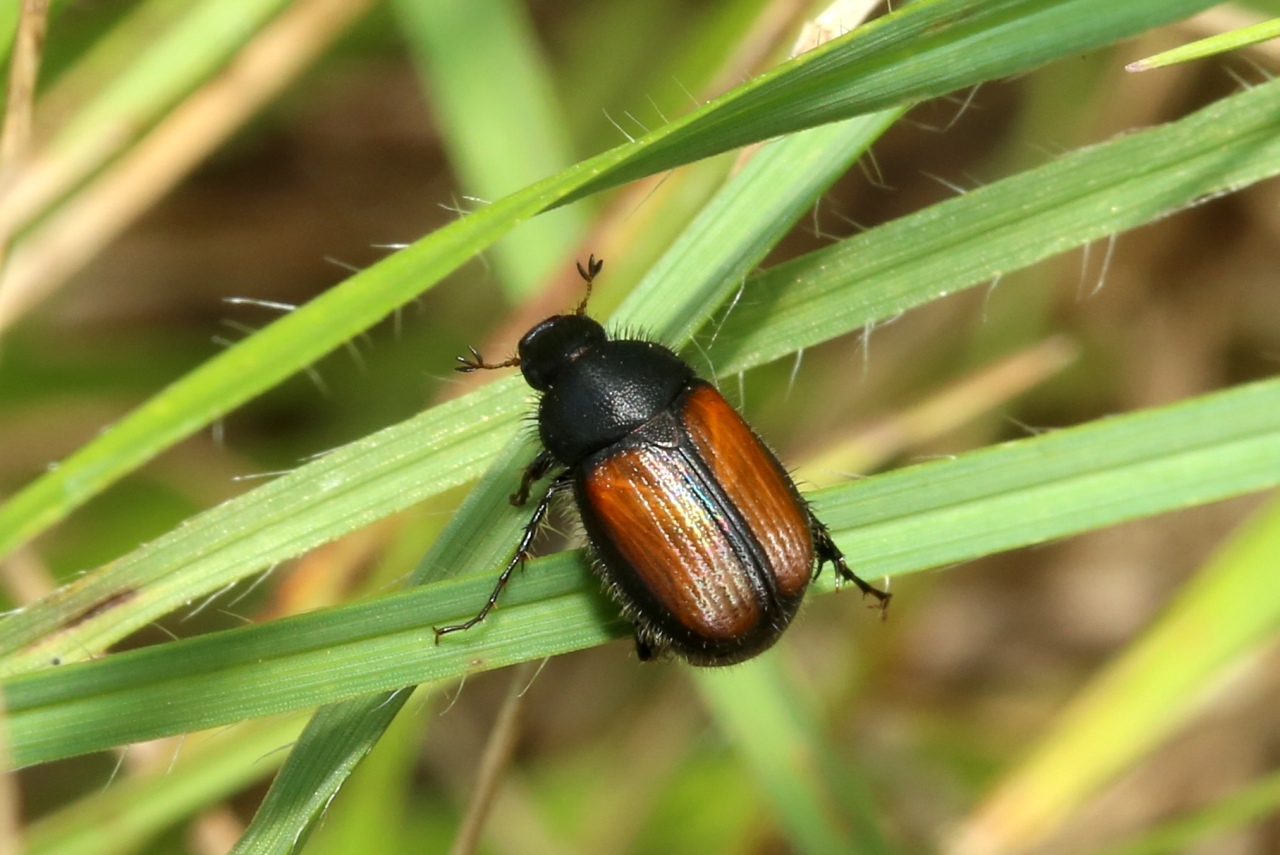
[[574, 255, 604, 315], [455, 346, 520, 373]]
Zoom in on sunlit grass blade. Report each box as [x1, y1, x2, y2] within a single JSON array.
[[0, 0, 377, 330], [0, 0, 1217, 564], [558, 0, 1219, 204], [5, 375, 1279, 768], [0, 0, 68, 71], [0, 378, 529, 670], [952, 494, 1280, 855], [1090, 766, 1280, 855], [0, 0, 294, 242], [296, 688, 431, 855], [228, 693, 418, 855], [808, 379, 1280, 581]]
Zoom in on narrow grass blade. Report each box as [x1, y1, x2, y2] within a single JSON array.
[[0, 378, 529, 670], [229, 692, 418, 855], [26, 714, 305, 855], [1127, 17, 1280, 72], [708, 73, 1280, 373], [0, 0, 293, 240], [558, 0, 1219, 204], [1090, 767, 1280, 855]]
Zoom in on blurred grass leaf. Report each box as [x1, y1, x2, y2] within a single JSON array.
[[697, 658, 894, 855], [392, 0, 587, 297], [1090, 766, 1280, 855], [954, 494, 1280, 854], [1, 0, 295, 242], [25, 714, 305, 855]]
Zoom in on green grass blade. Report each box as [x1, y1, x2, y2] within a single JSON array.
[[1090, 766, 1280, 855], [0, 0, 69, 75], [298, 688, 430, 855], [26, 714, 305, 855], [6, 375, 1279, 768], [614, 110, 904, 344], [559, 0, 1218, 204], [697, 659, 893, 855], [229, 693, 415, 855], [0, 0, 1217, 562], [1, 0, 293, 238], [954, 494, 1280, 853], [0, 378, 528, 669], [811, 385, 1280, 579]]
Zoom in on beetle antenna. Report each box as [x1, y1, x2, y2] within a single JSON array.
[[455, 345, 521, 373], [574, 254, 604, 315]]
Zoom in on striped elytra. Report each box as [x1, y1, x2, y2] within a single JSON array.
[[577, 382, 813, 665]]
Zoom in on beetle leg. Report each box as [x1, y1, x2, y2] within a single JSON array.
[[511, 449, 557, 507], [811, 520, 891, 617], [434, 475, 572, 642], [634, 633, 656, 662]]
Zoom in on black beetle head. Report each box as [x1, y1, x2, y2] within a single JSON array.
[[518, 314, 607, 391]]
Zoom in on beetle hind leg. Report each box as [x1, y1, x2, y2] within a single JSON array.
[[811, 520, 891, 617]]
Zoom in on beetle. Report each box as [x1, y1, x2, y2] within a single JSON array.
[[435, 257, 890, 665]]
